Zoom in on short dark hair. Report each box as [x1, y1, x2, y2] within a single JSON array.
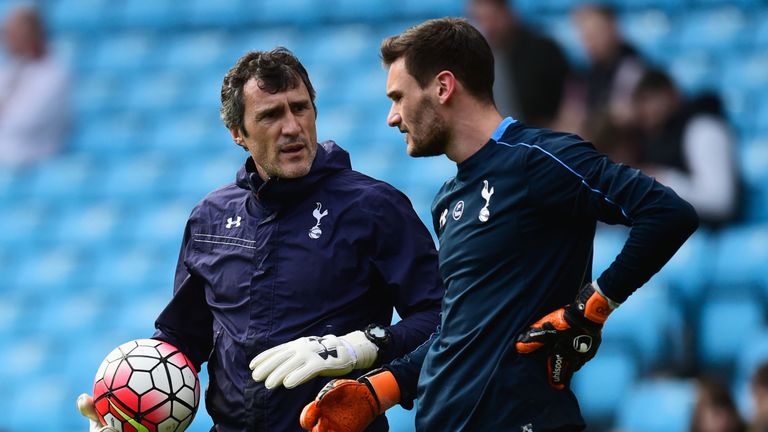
[[633, 68, 676, 100], [220, 47, 316, 137], [380, 17, 495, 104]]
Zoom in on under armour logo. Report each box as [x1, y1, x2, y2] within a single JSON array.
[[226, 216, 241, 229], [309, 202, 329, 239], [311, 337, 339, 360], [521, 423, 533, 432], [479, 180, 494, 223]]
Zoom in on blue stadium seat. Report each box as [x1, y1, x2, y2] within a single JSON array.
[[651, 230, 711, 307], [21, 155, 97, 201], [94, 153, 173, 200], [183, 0, 250, 28], [148, 109, 222, 154], [620, 10, 675, 64], [739, 139, 768, 223], [50, 201, 124, 247], [719, 52, 768, 98], [124, 72, 196, 113], [592, 225, 629, 276], [118, 0, 182, 30], [698, 293, 765, 370], [675, 7, 749, 54], [72, 72, 128, 116], [602, 282, 684, 371], [668, 50, 719, 95], [159, 32, 231, 71], [573, 346, 640, 423], [735, 332, 768, 385], [253, 0, 331, 25], [69, 111, 147, 159], [47, 0, 117, 33], [85, 32, 156, 73], [616, 379, 696, 432], [331, 0, 400, 23], [711, 224, 768, 291], [387, 405, 416, 431]]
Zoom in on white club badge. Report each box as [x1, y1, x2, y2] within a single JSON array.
[[439, 208, 448, 229], [453, 201, 465, 221], [309, 202, 328, 239], [479, 180, 494, 223]]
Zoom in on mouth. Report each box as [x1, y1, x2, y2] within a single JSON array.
[[280, 142, 306, 155]]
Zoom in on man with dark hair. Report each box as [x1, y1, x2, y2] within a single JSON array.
[[300, 18, 698, 432], [76, 47, 443, 432], [468, 0, 569, 128], [632, 68, 741, 228]]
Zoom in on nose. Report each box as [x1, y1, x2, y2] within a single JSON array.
[[282, 111, 302, 136], [387, 104, 401, 128]]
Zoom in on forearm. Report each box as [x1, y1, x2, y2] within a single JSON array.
[[597, 188, 699, 302], [384, 326, 439, 409], [381, 304, 440, 363]]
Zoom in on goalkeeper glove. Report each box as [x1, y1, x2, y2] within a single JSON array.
[[250, 331, 378, 389], [515, 281, 619, 390], [76, 393, 119, 432], [300, 369, 400, 432]]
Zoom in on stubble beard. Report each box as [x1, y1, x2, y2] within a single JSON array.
[[408, 96, 450, 158]]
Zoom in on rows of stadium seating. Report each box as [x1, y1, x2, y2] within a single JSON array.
[[1, 0, 767, 431]]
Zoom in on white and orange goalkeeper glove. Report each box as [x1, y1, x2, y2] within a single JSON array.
[[250, 331, 378, 389], [300, 369, 401, 432]]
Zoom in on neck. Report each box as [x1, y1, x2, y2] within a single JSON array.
[[444, 103, 504, 164]]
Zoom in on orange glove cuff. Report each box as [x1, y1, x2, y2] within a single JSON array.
[[366, 371, 401, 413]]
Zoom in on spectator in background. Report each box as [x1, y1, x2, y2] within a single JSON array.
[[690, 375, 746, 432], [751, 363, 768, 432], [573, 4, 646, 164], [467, 0, 569, 128], [0, 6, 70, 167], [632, 69, 740, 228]]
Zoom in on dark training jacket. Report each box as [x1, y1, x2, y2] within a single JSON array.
[[154, 142, 444, 431], [387, 118, 698, 431]]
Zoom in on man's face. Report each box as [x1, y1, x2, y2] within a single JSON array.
[[232, 77, 318, 179], [574, 10, 619, 65], [386, 58, 449, 157]]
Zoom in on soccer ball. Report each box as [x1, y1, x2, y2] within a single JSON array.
[[93, 339, 200, 432]]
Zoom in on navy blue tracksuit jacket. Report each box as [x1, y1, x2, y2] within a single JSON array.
[[153, 141, 444, 431], [387, 118, 698, 431]]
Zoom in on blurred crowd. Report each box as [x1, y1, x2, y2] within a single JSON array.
[[467, 0, 742, 230]]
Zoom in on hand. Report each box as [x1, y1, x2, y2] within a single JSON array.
[[515, 282, 619, 389], [300, 369, 401, 432], [76, 394, 119, 432], [250, 331, 378, 389]]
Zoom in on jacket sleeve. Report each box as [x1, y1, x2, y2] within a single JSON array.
[[384, 325, 440, 410], [525, 136, 699, 302], [367, 186, 444, 364], [153, 216, 214, 372]]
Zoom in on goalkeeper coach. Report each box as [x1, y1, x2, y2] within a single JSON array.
[[298, 18, 699, 432]]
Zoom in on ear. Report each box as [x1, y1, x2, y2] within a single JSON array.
[[229, 127, 246, 148], [435, 70, 457, 105]]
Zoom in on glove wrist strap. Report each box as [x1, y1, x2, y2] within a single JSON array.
[[576, 281, 619, 325], [340, 331, 378, 369], [361, 370, 401, 414]]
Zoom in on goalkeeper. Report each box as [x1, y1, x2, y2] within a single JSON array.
[[297, 18, 698, 432]]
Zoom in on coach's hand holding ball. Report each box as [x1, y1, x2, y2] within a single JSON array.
[[516, 281, 619, 389], [76, 394, 118, 432]]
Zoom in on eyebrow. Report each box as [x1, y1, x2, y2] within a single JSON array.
[[255, 105, 283, 121], [386, 90, 401, 100]]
